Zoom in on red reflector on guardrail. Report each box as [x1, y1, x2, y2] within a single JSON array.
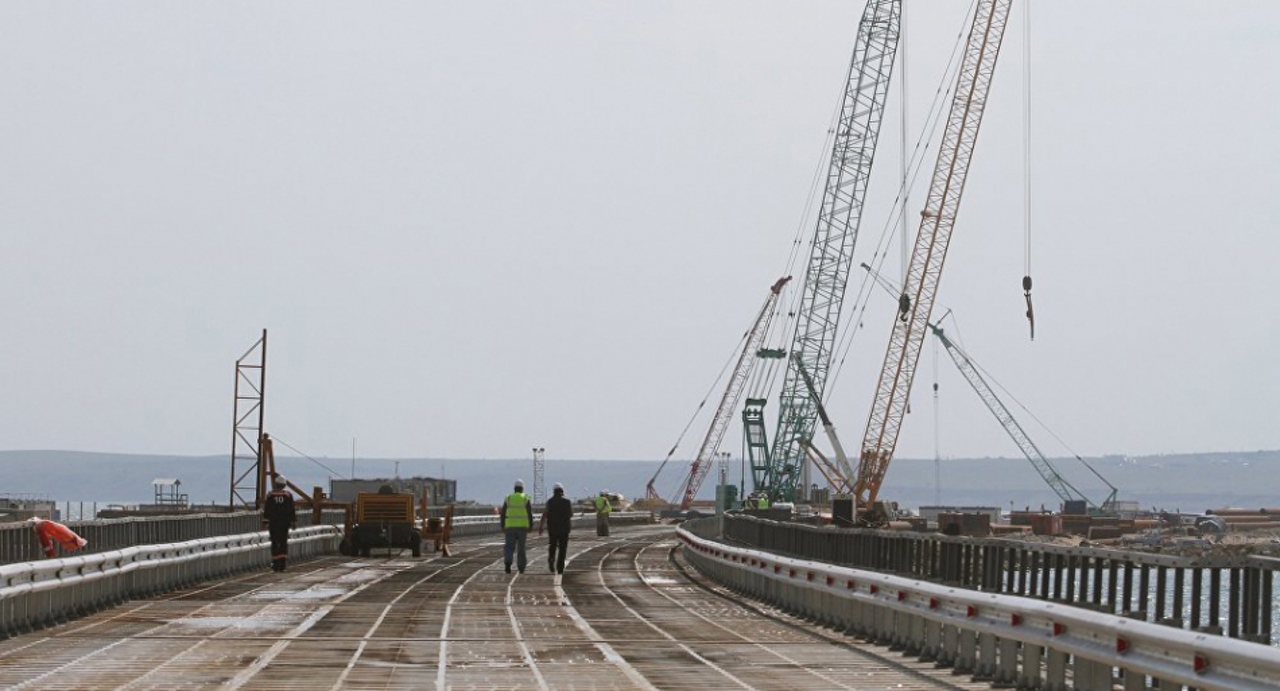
[[929, 598, 939, 609], [789, 569, 796, 578], [846, 580, 856, 590], [897, 591, 907, 602], [806, 572, 814, 582], [826, 576, 834, 586], [966, 605, 977, 618], [774, 565, 781, 574], [1053, 623, 1065, 636], [1194, 654, 1210, 674], [1116, 637, 1129, 654], [870, 585, 879, 594], [1010, 613, 1022, 626]]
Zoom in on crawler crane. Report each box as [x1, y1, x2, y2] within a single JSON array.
[[855, 0, 1013, 524], [754, 0, 903, 502], [648, 277, 791, 511]]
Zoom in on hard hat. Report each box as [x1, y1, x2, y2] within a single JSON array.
[[514, 478, 525, 490], [273, 475, 287, 489], [553, 482, 564, 491]]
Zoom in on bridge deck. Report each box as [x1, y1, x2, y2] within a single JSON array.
[[0, 526, 989, 690]]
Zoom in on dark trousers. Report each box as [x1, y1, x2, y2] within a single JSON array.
[[547, 531, 569, 574], [269, 525, 290, 571]]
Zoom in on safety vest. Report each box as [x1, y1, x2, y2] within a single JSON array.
[[504, 492, 531, 529], [757, 497, 770, 510], [595, 495, 612, 514]]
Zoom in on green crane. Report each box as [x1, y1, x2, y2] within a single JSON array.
[[753, 0, 903, 502]]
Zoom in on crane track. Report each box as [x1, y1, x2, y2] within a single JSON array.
[[0, 528, 993, 689]]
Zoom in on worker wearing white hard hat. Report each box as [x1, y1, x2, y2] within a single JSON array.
[[500, 479, 533, 574]]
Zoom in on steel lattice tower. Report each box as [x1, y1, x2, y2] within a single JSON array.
[[532, 447, 545, 504]]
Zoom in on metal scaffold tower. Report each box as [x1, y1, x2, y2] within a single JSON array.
[[756, 0, 903, 502], [229, 329, 268, 508], [532, 447, 546, 504]]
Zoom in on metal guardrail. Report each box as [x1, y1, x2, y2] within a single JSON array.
[[446, 511, 654, 539], [679, 521, 1280, 691], [0, 510, 346, 565], [0, 525, 341, 639], [722, 513, 1276, 644]]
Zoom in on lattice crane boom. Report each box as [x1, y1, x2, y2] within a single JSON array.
[[675, 276, 791, 511], [856, 0, 1012, 508], [930, 325, 1091, 506], [758, 0, 903, 502]]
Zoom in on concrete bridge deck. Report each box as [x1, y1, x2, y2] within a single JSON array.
[[0, 525, 986, 690]]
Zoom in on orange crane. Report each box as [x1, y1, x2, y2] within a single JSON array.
[[647, 277, 791, 510], [855, 0, 1013, 523]]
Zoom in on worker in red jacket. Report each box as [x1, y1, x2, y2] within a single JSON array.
[[30, 517, 88, 559]]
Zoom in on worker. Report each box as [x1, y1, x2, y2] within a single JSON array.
[[262, 475, 297, 572], [538, 482, 573, 574], [757, 494, 770, 510], [500, 479, 533, 574], [594, 490, 612, 537], [29, 517, 87, 559]]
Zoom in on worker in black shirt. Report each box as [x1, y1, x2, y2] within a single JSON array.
[[538, 482, 573, 575], [263, 475, 297, 572]]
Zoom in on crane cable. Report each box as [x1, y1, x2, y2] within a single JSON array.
[[1022, 0, 1035, 340], [656, 321, 756, 500], [272, 436, 352, 480]]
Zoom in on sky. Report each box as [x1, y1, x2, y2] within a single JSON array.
[[1, 2, 1278, 467]]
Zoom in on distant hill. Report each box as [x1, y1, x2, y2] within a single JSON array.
[[2, 449, 1277, 514]]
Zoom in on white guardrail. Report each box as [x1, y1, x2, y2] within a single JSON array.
[[0, 525, 341, 639], [677, 525, 1280, 691]]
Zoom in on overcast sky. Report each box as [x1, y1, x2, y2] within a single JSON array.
[[1, 2, 1277, 468]]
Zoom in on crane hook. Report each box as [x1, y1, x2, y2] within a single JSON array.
[[1022, 275, 1034, 340]]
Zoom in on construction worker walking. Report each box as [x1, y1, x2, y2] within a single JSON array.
[[538, 482, 572, 574], [501, 479, 533, 574], [594, 491, 612, 537], [263, 475, 296, 572]]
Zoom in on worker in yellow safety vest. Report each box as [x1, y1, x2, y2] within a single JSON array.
[[594, 491, 612, 537], [500, 479, 534, 574], [756, 495, 770, 510]]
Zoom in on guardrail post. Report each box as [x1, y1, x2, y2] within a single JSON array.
[[1018, 642, 1042, 689], [936, 623, 958, 669], [1073, 655, 1112, 691], [954, 627, 976, 675], [994, 636, 1017, 686], [918, 617, 941, 662], [1044, 646, 1067, 691], [973, 631, 996, 680], [1121, 668, 1145, 691]]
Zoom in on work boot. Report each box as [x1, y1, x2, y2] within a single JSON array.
[[549, 560, 555, 573], [505, 563, 511, 574]]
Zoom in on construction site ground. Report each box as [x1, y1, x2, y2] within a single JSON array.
[[0, 525, 991, 690]]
